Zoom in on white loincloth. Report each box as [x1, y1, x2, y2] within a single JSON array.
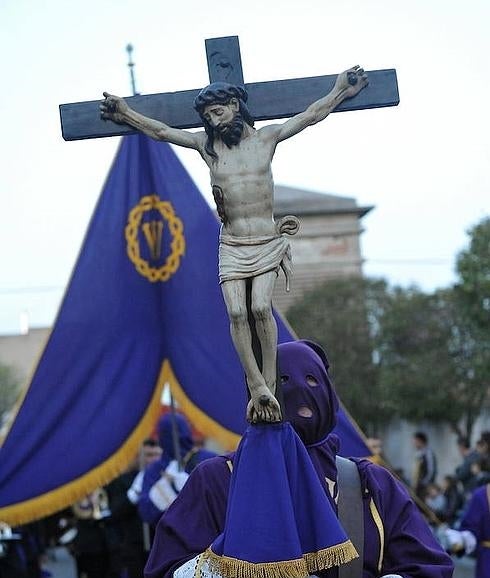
[[218, 215, 299, 291], [218, 233, 293, 290]]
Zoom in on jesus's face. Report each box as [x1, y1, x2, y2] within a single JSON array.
[[202, 102, 236, 131], [202, 99, 244, 147]]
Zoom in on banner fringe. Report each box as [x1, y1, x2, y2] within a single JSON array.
[[0, 361, 166, 527]]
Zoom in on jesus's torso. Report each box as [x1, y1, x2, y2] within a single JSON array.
[[201, 129, 277, 238]]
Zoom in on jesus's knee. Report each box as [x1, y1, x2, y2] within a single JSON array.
[[228, 306, 248, 327], [251, 301, 272, 323]]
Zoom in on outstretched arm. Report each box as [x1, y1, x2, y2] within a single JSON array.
[[100, 93, 203, 150], [264, 66, 368, 144]]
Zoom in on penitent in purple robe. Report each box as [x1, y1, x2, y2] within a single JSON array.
[[459, 484, 490, 578], [138, 413, 216, 526], [145, 340, 453, 578]]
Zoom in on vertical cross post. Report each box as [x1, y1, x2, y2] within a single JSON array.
[[205, 36, 244, 85]]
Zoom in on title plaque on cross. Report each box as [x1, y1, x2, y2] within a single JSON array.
[[59, 36, 398, 140]]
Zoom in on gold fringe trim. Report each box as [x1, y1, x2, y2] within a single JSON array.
[[202, 540, 358, 578], [203, 548, 308, 578], [163, 359, 241, 451], [0, 360, 166, 527], [304, 540, 358, 573], [0, 355, 242, 526]]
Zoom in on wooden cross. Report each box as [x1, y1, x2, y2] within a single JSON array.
[[59, 36, 399, 141]]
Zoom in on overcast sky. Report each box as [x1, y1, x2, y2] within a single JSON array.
[[0, 0, 488, 335]]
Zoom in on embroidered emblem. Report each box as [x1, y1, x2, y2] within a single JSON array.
[[125, 195, 185, 282]]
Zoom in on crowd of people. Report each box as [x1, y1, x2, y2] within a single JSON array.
[[408, 430, 490, 577], [366, 429, 490, 577], [408, 430, 490, 527]]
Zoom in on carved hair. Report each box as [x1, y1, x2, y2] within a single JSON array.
[[194, 82, 254, 160]]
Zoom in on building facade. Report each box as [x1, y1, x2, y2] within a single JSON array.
[[272, 185, 372, 311]]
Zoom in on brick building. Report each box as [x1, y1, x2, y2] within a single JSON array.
[[272, 185, 372, 311]]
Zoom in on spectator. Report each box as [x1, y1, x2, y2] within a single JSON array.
[[425, 483, 447, 519], [454, 436, 480, 493], [105, 453, 150, 578], [71, 489, 111, 578], [366, 437, 383, 464], [465, 456, 490, 496], [121, 438, 166, 558], [476, 431, 490, 461], [412, 431, 437, 499], [138, 413, 216, 527], [440, 475, 464, 525]]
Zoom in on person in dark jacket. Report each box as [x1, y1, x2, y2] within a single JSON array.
[[71, 489, 111, 578], [454, 436, 480, 494], [440, 475, 464, 525], [412, 431, 437, 499], [103, 463, 148, 578]]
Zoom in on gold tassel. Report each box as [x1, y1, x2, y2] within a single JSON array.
[[203, 548, 308, 578], [202, 540, 359, 578], [304, 540, 359, 572]]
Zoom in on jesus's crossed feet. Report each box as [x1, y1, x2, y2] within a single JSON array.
[[246, 384, 282, 424]]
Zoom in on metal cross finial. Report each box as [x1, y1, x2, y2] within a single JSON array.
[[126, 43, 138, 96]]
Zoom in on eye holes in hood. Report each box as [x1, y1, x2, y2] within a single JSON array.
[[281, 374, 320, 387], [306, 375, 319, 387]]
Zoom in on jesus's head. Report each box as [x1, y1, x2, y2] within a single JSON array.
[[194, 82, 254, 159]]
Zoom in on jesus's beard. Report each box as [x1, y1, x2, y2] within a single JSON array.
[[215, 114, 245, 148]]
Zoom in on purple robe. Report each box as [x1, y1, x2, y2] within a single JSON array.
[[138, 413, 216, 526], [459, 484, 490, 578], [145, 340, 453, 578]]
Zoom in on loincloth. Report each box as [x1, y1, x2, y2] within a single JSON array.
[[218, 216, 300, 291]]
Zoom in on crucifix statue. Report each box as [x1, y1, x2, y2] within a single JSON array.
[[60, 36, 398, 424]]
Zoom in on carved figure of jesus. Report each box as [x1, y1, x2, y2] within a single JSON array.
[[100, 66, 368, 423]]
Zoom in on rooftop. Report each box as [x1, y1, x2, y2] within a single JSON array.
[[274, 185, 373, 218]]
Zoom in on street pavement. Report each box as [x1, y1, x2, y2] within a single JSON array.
[[43, 547, 76, 578], [453, 556, 476, 578]]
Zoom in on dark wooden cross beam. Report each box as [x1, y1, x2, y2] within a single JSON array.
[[59, 36, 399, 141]]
